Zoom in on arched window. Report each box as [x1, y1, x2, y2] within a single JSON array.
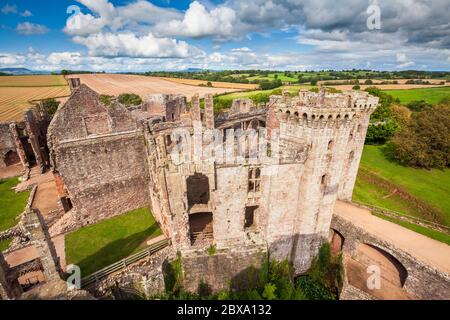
[[248, 167, 261, 193], [328, 140, 334, 151]]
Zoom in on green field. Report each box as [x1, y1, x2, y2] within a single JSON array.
[[384, 87, 450, 104], [354, 145, 450, 226], [247, 72, 300, 83], [0, 178, 30, 251], [65, 207, 162, 277]]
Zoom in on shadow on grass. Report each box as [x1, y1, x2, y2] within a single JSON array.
[[76, 223, 161, 277]]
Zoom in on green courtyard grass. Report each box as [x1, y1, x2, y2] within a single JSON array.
[[354, 145, 450, 226], [384, 87, 450, 105], [0, 178, 30, 252], [65, 207, 162, 277]]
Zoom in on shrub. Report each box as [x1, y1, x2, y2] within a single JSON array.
[[118, 93, 142, 106], [100, 95, 114, 106], [352, 85, 361, 90], [41, 98, 60, 116]]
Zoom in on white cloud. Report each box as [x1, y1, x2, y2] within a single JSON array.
[[21, 10, 33, 17], [396, 53, 415, 68], [16, 22, 50, 35], [0, 53, 26, 65], [72, 32, 203, 58], [153, 1, 237, 39], [1, 4, 17, 14], [64, 0, 182, 36]]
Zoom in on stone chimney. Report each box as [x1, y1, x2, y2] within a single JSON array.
[[191, 94, 201, 122], [204, 94, 215, 129]]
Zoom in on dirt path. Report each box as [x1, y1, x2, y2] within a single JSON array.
[[5, 234, 66, 269], [0, 163, 23, 180], [334, 201, 450, 274]]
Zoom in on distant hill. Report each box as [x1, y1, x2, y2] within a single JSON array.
[[0, 68, 50, 75]]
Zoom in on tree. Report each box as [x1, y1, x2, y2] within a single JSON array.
[[41, 98, 60, 116], [406, 100, 432, 112], [352, 85, 361, 90], [364, 79, 373, 85], [388, 104, 450, 168]]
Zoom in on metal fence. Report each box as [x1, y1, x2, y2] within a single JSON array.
[[81, 238, 170, 288]]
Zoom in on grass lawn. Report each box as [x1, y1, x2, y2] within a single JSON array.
[[0, 178, 30, 252], [65, 207, 162, 277], [354, 145, 450, 226], [384, 87, 450, 105]]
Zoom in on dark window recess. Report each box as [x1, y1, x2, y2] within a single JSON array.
[[244, 206, 258, 229]]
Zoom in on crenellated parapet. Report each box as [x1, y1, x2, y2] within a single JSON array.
[[269, 88, 378, 129]]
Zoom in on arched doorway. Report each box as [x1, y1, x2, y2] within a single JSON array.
[[3, 150, 20, 166], [329, 229, 344, 254], [186, 173, 210, 209]]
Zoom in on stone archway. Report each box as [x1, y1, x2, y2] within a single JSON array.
[[3, 150, 20, 166], [346, 243, 410, 299], [329, 229, 344, 254]]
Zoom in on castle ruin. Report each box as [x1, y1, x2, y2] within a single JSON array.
[[46, 84, 379, 291]]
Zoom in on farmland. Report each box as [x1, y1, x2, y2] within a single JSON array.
[[0, 75, 67, 87], [158, 77, 258, 90], [384, 87, 450, 105], [0, 75, 70, 122], [67, 74, 243, 100]]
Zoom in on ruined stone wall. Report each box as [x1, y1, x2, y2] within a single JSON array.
[[48, 85, 151, 229], [51, 131, 150, 228], [0, 122, 18, 168], [182, 246, 266, 293]]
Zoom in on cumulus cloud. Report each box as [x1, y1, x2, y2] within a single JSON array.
[[64, 0, 182, 36], [0, 53, 25, 65], [16, 22, 50, 35], [20, 10, 33, 17], [1, 4, 17, 14], [72, 32, 203, 58], [153, 1, 237, 39], [396, 53, 415, 68]]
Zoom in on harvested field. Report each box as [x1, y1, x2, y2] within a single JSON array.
[[158, 77, 258, 90], [318, 78, 450, 91], [0, 75, 67, 87], [0, 86, 70, 121], [67, 74, 244, 100]]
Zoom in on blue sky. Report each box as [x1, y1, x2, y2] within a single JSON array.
[[0, 0, 449, 72]]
